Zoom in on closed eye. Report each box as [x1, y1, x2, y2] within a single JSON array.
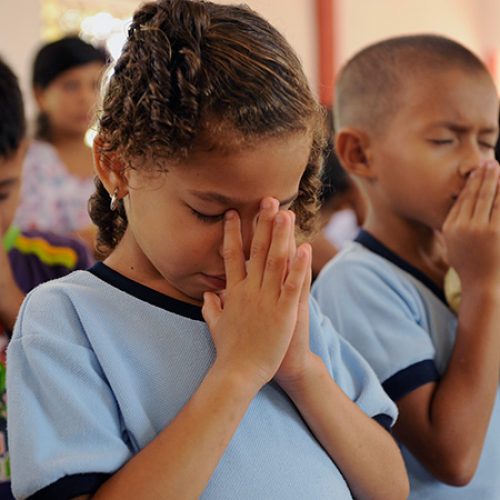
[[190, 208, 226, 223], [429, 139, 453, 145]]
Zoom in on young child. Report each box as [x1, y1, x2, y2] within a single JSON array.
[[313, 34, 500, 498], [6, 1, 409, 499], [13, 36, 107, 248], [0, 57, 93, 498]]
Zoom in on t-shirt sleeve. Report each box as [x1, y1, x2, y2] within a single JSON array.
[[312, 255, 440, 402], [308, 296, 398, 428], [7, 286, 132, 499]]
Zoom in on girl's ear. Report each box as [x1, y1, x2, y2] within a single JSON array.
[[92, 136, 128, 196], [335, 128, 375, 180]]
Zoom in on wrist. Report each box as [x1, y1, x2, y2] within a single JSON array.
[[208, 361, 265, 400], [275, 353, 325, 395]]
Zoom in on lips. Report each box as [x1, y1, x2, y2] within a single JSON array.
[[201, 273, 226, 291]]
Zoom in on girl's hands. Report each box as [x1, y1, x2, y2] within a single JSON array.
[[443, 160, 500, 289], [202, 198, 311, 391], [274, 221, 315, 388]]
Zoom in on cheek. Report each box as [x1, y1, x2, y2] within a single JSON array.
[[47, 91, 76, 116], [0, 202, 17, 233]]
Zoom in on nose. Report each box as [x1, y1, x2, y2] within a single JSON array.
[[458, 141, 489, 177]]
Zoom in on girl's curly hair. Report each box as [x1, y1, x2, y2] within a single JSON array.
[[90, 0, 327, 258]]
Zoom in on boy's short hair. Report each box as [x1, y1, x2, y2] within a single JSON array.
[[334, 34, 489, 135], [0, 57, 25, 159]]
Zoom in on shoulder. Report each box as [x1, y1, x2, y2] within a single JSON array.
[[314, 242, 421, 312], [11, 271, 104, 344], [24, 139, 59, 166], [312, 243, 441, 387], [26, 139, 58, 158]]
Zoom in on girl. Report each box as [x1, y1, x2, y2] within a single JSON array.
[[13, 36, 107, 248], [7, 1, 408, 498]]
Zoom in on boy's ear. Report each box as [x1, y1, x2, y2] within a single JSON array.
[[92, 136, 128, 196], [335, 128, 375, 180]]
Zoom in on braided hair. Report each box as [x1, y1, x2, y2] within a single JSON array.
[[90, 0, 326, 257]]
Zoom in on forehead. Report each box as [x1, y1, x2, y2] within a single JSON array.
[[395, 68, 498, 131], [51, 61, 104, 84], [151, 132, 313, 202]]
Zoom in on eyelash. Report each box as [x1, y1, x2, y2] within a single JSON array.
[[430, 139, 495, 149], [190, 208, 226, 223], [190, 202, 296, 224], [430, 139, 453, 145]]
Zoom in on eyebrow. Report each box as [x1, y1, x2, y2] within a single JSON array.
[[429, 122, 499, 135], [189, 190, 299, 207]]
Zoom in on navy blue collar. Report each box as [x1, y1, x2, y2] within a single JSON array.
[[88, 262, 205, 321], [354, 230, 448, 306]]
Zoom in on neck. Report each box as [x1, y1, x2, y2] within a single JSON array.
[[363, 209, 448, 286], [50, 130, 87, 151]]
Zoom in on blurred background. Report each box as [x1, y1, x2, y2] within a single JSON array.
[[1, 0, 500, 121]]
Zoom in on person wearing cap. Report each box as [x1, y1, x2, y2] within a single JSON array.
[[13, 36, 107, 250]]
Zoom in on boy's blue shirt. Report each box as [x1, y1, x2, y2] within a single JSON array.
[[7, 261, 397, 499], [312, 230, 500, 499]]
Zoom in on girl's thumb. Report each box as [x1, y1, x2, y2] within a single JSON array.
[[202, 291, 222, 333]]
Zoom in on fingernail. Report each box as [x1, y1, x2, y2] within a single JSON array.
[[225, 210, 236, 221], [275, 212, 285, 224], [260, 198, 273, 210], [297, 244, 310, 259]]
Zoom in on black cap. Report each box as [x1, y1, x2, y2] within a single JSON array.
[[32, 35, 108, 88]]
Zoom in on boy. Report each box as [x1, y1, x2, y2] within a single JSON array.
[[0, 57, 93, 497], [313, 34, 500, 498]]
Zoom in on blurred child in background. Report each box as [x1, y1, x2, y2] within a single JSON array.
[[14, 36, 107, 249], [0, 56, 93, 499]]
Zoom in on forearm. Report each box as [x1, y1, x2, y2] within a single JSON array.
[[429, 289, 500, 466], [93, 365, 260, 499], [281, 355, 409, 500], [397, 288, 500, 483]]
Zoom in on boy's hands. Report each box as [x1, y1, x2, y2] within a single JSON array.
[[202, 198, 311, 391], [443, 160, 500, 289]]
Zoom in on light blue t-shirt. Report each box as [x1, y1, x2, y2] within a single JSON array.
[[7, 262, 397, 499], [312, 230, 500, 499]]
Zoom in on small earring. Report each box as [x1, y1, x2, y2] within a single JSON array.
[[110, 188, 119, 211]]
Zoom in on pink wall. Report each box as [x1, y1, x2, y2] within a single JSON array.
[[1, 0, 499, 116]]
